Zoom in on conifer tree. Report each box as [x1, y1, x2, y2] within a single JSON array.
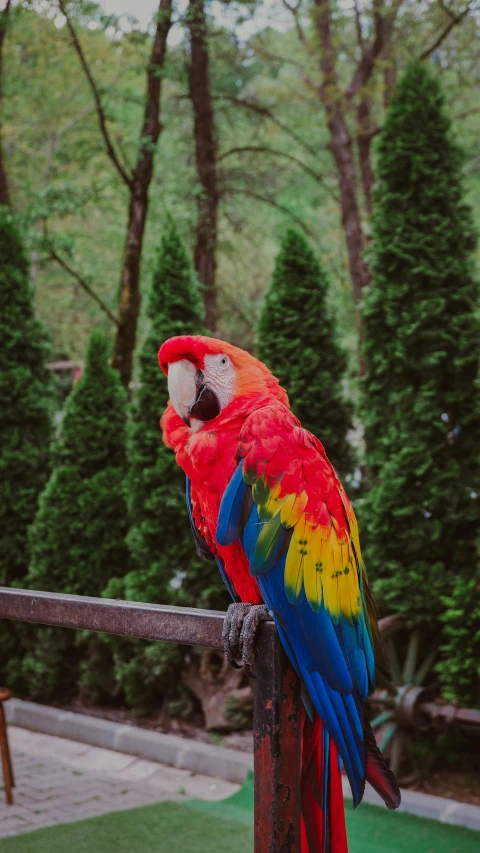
[[257, 229, 354, 480], [105, 220, 228, 711], [361, 63, 480, 704], [439, 577, 480, 708], [23, 330, 130, 701], [0, 208, 53, 689]]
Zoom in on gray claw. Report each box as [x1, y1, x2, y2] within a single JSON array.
[[222, 602, 251, 667], [239, 605, 270, 676], [244, 663, 256, 680], [222, 603, 271, 678]]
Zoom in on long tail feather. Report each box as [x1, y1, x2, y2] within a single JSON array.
[[329, 739, 348, 852], [301, 712, 348, 853], [364, 717, 401, 810]]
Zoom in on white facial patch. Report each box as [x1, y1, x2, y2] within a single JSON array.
[[167, 359, 197, 422], [203, 353, 236, 411]]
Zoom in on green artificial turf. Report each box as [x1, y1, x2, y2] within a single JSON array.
[[0, 773, 477, 853], [189, 774, 479, 853], [0, 801, 253, 853]]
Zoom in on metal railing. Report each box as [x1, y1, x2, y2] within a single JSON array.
[[0, 587, 302, 852]]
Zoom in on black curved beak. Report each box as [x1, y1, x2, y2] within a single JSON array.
[[184, 369, 220, 425], [190, 386, 221, 422]]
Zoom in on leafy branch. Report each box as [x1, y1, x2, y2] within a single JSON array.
[[43, 226, 120, 328], [213, 94, 321, 160], [0, 0, 13, 206], [346, 0, 404, 101], [222, 185, 318, 242], [57, 0, 133, 188], [419, 2, 475, 61], [218, 145, 339, 201]]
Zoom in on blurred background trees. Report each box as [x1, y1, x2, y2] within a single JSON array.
[[0, 207, 53, 691], [0, 0, 478, 724], [24, 330, 130, 701], [103, 219, 229, 713], [360, 62, 480, 706], [257, 228, 354, 481], [4, 1, 477, 365]]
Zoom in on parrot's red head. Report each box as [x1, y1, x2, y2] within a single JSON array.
[[158, 335, 288, 428]]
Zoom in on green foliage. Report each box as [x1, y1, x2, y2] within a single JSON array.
[[24, 330, 130, 701], [360, 64, 480, 704], [224, 694, 253, 731], [4, 7, 479, 367], [1, 6, 478, 724], [120, 219, 206, 603], [77, 630, 121, 705], [101, 637, 193, 715], [256, 229, 354, 480], [21, 627, 80, 704], [104, 220, 229, 713], [437, 576, 480, 707], [0, 207, 53, 689]]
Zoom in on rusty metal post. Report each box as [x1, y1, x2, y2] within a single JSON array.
[[253, 621, 302, 853]]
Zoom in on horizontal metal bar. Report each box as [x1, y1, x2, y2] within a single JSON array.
[[0, 588, 236, 649]]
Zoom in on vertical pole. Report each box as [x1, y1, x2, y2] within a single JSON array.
[[0, 703, 13, 805], [253, 623, 302, 853]]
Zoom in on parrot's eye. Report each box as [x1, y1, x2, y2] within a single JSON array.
[[220, 355, 229, 367]]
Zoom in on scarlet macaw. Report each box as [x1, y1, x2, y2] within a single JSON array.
[[158, 334, 400, 853]]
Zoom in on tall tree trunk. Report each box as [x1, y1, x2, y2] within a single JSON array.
[[187, 0, 218, 332], [313, 0, 370, 312], [60, 0, 172, 387], [112, 0, 172, 385], [382, 40, 397, 109], [0, 132, 9, 207], [0, 0, 12, 207], [327, 111, 370, 308], [356, 96, 375, 217]]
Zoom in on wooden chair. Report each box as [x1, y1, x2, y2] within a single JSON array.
[[0, 688, 14, 805]]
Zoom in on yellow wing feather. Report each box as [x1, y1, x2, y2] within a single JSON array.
[[286, 501, 362, 621], [250, 474, 362, 622]]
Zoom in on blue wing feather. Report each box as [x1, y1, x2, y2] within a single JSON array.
[[216, 462, 371, 807], [216, 463, 248, 546], [257, 548, 365, 805]]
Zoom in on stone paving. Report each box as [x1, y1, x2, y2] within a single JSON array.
[[0, 726, 239, 839]]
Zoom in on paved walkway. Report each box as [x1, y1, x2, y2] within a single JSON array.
[[0, 726, 239, 839]]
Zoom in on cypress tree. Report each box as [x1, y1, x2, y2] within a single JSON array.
[[439, 577, 480, 708], [23, 330, 130, 701], [0, 208, 53, 689], [361, 63, 480, 705], [257, 229, 354, 480], [105, 220, 228, 711]]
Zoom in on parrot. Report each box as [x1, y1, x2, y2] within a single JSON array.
[[158, 334, 401, 853]]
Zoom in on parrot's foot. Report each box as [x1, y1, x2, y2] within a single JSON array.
[[222, 603, 271, 679]]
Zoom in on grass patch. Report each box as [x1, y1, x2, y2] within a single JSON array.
[[0, 802, 253, 853], [0, 774, 477, 853], [189, 774, 479, 853]]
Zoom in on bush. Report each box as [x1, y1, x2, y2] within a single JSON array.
[[438, 577, 480, 708], [104, 219, 229, 714], [0, 208, 53, 690], [257, 229, 354, 481], [361, 63, 480, 705], [24, 330, 130, 702]]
